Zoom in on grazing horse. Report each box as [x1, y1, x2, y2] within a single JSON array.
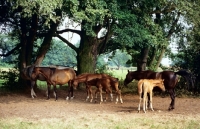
[[124, 70, 194, 110], [72, 73, 111, 101], [137, 79, 165, 113], [31, 66, 76, 100], [87, 77, 123, 104]]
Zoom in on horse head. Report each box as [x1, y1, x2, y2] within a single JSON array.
[[20, 65, 36, 80], [124, 70, 134, 86], [153, 79, 165, 92], [72, 79, 79, 89]]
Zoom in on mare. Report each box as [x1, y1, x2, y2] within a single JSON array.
[[124, 70, 194, 110], [31, 66, 76, 100], [137, 79, 165, 113], [72, 73, 111, 101], [87, 77, 123, 104]]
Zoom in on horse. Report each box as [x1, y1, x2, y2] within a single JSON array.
[[72, 73, 111, 101], [124, 70, 194, 110], [21, 65, 49, 98], [87, 77, 123, 104], [31, 66, 76, 100], [137, 79, 165, 113]]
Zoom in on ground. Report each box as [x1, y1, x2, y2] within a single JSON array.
[[1, 88, 200, 128]]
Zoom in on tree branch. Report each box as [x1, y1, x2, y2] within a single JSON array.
[[166, 12, 181, 39], [56, 28, 81, 35], [0, 43, 21, 57], [55, 34, 78, 53]]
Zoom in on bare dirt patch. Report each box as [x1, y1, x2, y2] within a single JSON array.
[[1, 88, 200, 127]]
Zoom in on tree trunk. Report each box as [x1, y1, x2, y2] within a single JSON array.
[[155, 48, 166, 70], [148, 47, 156, 69], [137, 47, 149, 71], [34, 22, 59, 65], [18, 16, 37, 89], [77, 36, 99, 74]]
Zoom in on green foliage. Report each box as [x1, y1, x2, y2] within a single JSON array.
[[95, 65, 113, 77], [11, 0, 63, 25], [0, 69, 20, 91], [42, 39, 77, 66], [108, 49, 132, 67], [122, 81, 138, 95]]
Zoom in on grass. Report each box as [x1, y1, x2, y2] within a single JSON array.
[[0, 113, 200, 129]]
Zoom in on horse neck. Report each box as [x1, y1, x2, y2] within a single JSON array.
[[37, 67, 52, 78], [74, 76, 87, 83]]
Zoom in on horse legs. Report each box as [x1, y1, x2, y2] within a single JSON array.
[[53, 85, 58, 101], [116, 90, 123, 104], [149, 92, 154, 111], [99, 87, 103, 104], [66, 81, 74, 100], [46, 83, 51, 100], [138, 92, 142, 113], [30, 81, 37, 98], [143, 92, 147, 113], [89, 86, 93, 102], [94, 88, 99, 103], [168, 89, 175, 110]]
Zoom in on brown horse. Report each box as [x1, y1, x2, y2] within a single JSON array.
[[72, 73, 111, 101], [124, 70, 194, 110], [31, 66, 76, 100], [92, 77, 123, 104], [137, 79, 165, 113], [21, 65, 49, 98]]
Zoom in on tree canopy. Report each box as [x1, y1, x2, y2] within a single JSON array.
[[1, 0, 200, 89]]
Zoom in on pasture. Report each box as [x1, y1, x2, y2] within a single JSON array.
[[0, 68, 200, 128], [0, 89, 200, 129]]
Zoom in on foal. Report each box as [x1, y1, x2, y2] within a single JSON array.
[[86, 77, 123, 104], [138, 79, 165, 113]]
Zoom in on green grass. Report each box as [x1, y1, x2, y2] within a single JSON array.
[[0, 114, 200, 129], [107, 67, 137, 80]]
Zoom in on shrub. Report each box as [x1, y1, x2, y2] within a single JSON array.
[[0, 68, 20, 91]]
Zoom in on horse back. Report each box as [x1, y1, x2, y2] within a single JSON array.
[[160, 71, 178, 88]]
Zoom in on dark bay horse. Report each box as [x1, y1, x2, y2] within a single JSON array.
[[72, 73, 111, 101], [31, 66, 76, 100], [124, 70, 194, 110], [21, 65, 48, 98]]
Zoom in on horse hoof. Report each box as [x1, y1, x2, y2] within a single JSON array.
[[70, 96, 74, 100], [66, 97, 69, 100]]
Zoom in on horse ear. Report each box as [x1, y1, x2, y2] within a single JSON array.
[[128, 70, 130, 73]]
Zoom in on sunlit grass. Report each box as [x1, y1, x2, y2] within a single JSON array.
[[0, 113, 200, 129]]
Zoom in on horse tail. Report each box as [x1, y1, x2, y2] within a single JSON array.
[[28, 65, 35, 78], [175, 69, 194, 90]]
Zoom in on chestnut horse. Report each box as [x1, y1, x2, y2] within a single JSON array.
[[31, 66, 76, 100], [124, 70, 194, 110], [87, 77, 123, 104], [72, 73, 111, 101], [138, 79, 165, 113]]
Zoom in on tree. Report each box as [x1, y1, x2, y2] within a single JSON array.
[[108, 49, 131, 69]]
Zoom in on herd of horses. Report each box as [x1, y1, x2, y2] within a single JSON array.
[[21, 65, 194, 112]]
